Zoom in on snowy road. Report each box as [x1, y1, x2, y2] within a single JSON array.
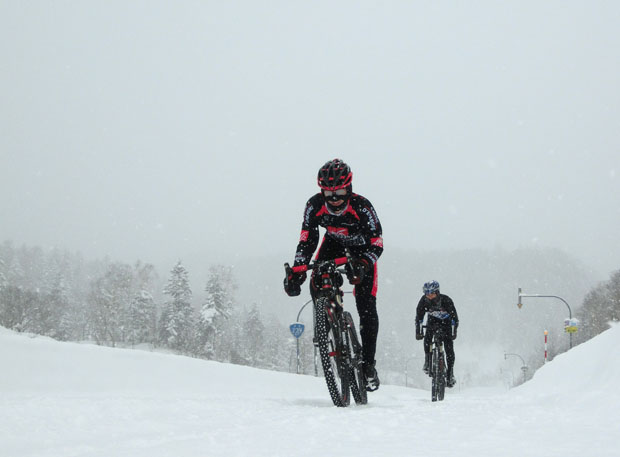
[[1, 326, 618, 457]]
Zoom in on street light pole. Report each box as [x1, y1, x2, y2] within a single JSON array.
[[295, 299, 314, 375], [504, 352, 528, 384], [297, 299, 313, 323], [518, 288, 573, 349]]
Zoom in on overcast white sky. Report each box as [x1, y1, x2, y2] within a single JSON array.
[[1, 1, 619, 277]]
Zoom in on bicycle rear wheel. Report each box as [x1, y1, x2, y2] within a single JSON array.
[[344, 312, 367, 405], [431, 347, 446, 402], [315, 297, 350, 407]]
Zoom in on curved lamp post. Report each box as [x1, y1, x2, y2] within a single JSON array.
[[518, 288, 573, 349], [504, 352, 528, 384]]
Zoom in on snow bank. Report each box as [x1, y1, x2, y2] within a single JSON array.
[[0, 326, 318, 398], [1, 325, 618, 457], [512, 323, 620, 408]]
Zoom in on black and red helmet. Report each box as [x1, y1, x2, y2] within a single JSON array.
[[317, 159, 353, 190]]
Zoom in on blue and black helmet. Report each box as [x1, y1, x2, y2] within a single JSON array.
[[423, 280, 440, 295]]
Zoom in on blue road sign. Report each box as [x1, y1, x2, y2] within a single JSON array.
[[290, 322, 305, 339]]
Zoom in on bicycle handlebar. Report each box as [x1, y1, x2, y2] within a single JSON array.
[[290, 256, 349, 274], [421, 324, 456, 342], [284, 248, 361, 291]]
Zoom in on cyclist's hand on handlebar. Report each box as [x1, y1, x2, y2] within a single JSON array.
[[346, 257, 369, 285], [283, 270, 306, 297]]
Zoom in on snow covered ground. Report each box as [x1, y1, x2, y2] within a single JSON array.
[[1, 325, 618, 457]]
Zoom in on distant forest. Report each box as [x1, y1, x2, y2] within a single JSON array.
[[0, 241, 307, 373], [1, 240, 618, 386]]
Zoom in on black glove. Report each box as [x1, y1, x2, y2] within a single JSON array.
[[452, 324, 458, 340], [346, 257, 369, 285], [415, 324, 424, 340], [284, 271, 306, 297]]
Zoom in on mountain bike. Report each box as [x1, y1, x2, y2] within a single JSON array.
[[284, 253, 367, 407], [423, 325, 447, 402]]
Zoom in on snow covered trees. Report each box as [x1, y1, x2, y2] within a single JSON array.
[[196, 265, 235, 360], [0, 257, 6, 291], [0, 242, 296, 373], [127, 290, 157, 346], [160, 261, 194, 353], [242, 304, 265, 365], [88, 263, 133, 346], [576, 269, 620, 343], [0, 286, 37, 332], [126, 263, 158, 346], [0, 243, 72, 337]]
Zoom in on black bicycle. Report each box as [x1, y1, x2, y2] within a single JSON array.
[[423, 325, 447, 402], [284, 254, 367, 407]]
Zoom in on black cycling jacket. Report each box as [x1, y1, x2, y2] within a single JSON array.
[[293, 193, 383, 267], [416, 294, 459, 327]]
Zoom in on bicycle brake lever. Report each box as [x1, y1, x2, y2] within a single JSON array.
[[283, 263, 293, 287], [344, 248, 354, 266]]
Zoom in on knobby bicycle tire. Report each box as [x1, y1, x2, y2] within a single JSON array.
[[431, 346, 446, 402], [344, 311, 367, 405], [315, 297, 350, 407]]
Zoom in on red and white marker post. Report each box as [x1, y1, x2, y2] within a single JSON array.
[[544, 329, 548, 364]]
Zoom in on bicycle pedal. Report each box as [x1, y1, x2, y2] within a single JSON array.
[[365, 373, 380, 392]]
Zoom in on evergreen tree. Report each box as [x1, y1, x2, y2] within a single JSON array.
[[88, 263, 133, 346], [63, 251, 96, 341], [6, 255, 25, 290], [222, 308, 245, 365], [33, 277, 68, 339], [0, 241, 14, 272], [160, 261, 194, 353], [126, 262, 158, 346], [0, 285, 37, 332], [196, 265, 235, 359], [263, 314, 294, 372], [37, 251, 74, 340], [241, 304, 265, 366], [127, 290, 157, 346], [0, 257, 7, 291]]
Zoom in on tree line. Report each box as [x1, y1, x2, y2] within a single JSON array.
[[574, 269, 620, 344], [0, 241, 308, 372], [2, 240, 618, 384]]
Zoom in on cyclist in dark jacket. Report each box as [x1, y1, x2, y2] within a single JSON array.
[[415, 280, 459, 387], [284, 159, 383, 391]]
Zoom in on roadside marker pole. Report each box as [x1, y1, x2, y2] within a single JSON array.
[[544, 330, 548, 364]]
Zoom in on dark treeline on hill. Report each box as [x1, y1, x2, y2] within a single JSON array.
[[574, 269, 620, 343], [1, 240, 618, 387], [0, 241, 294, 372]]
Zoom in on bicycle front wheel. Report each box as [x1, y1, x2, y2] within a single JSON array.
[[431, 348, 446, 402], [315, 297, 350, 407]]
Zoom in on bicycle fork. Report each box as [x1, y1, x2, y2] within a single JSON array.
[[325, 305, 353, 376]]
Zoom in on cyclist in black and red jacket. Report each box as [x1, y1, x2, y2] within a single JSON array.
[[284, 158, 383, 391]]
